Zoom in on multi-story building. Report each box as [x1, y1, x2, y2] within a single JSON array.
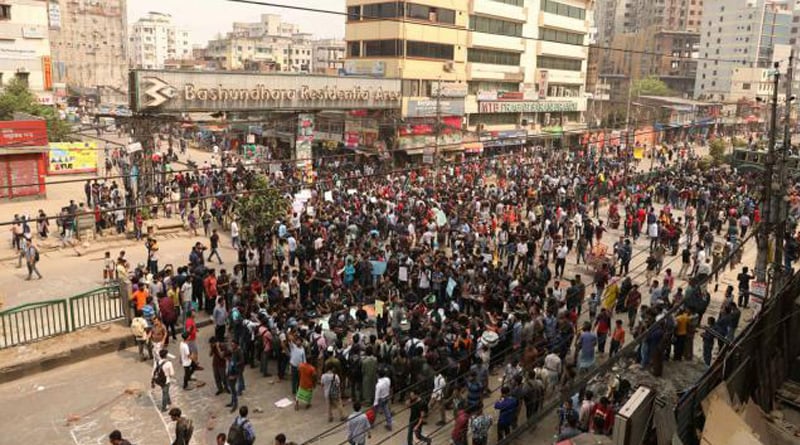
[[695, 0, 793, 102], [595, 0, 701, 98], [345, 0, 591, 152], [0, 0, 52, 102], [48, 0, 128, 92], [204, 15, 312, 72], [312, 38, 346, 74], [129, 12, 191, 70]]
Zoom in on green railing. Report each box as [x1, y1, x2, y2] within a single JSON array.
[[0, 286, 123, 349]]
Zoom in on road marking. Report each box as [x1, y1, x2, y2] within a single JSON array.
[[147, 389, 173, 443]]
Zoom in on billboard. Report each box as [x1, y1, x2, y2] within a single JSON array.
[[0, 120, 48, 147], [406, 99, 465, 117], [130, 70, 402, 112], [48, 142, 98, 175]]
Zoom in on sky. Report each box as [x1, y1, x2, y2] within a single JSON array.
[[127, 0, 346, 46]]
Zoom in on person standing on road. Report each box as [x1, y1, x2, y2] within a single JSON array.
[[407, 390, 432, 445], [168, 408, 194, 445], [321, 364, 346, 422], [209, 229, 224, 264], [24, 237, 42, 280], [230, 219, 241, 250], [373, 369, 392, 430], [227, 405, 256, 445], [180, 332, 196, 390], [213, 297, 228, 341], [347, 402, 371, 445], [152, 349, 175, 412]]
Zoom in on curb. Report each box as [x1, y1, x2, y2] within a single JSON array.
[[0, 318, 213, 385]]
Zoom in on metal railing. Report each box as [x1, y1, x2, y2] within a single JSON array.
[[0, 286, 124, 349]]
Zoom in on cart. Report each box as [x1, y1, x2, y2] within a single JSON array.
[[586, 242, 611, 270]]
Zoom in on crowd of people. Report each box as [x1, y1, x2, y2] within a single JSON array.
[[112, 133, 781, 445]]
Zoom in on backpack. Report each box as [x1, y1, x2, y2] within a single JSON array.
[[228, 418, 254, 445], [349, 352, 362, 379], [327, 373, 341, 400], [592, 406, 608, 432], [152, 360, 167, 387]]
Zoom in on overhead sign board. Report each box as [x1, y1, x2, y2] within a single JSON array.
[[129, 70, 402, 112], [341, 60, 386, 77], [431, 82, 468, 98], [406, 99, 465, 117], [478, 101, 578, 114]]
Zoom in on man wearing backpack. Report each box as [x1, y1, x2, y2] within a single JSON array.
[[25, 238, 42, 280], [228, 405, 256, 445], [168, 408, 194, 445], [152, 349, 175, 412], [321, 364, 346, 422]]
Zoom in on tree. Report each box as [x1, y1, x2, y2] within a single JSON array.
[[0, 78, 72, 142], [709, 139, 728, 165], [631, 76, 674, 98], [234, 175, 289, 238]]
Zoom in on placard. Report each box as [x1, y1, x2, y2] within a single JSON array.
[[48, 142, 98, 175]]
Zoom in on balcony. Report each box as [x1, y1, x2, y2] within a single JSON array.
[[467, 62, 524, 82], [472, 0, 524, 20], [470, 32, 525, 53], [540, 11, 586, 32]]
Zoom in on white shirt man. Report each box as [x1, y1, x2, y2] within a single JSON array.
[[374, 375, 392, 406], [230, 220, 240, 239]]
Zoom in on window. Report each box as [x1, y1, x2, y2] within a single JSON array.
[[491, 0, 523, 5], [742, 83, 751, 90], [362, 2, 402, 19], [406, 41, 453, 59], [363, 39, 403, 57], [347, 5, 361, 20], [347, 41, 360, 57], [540, 28, 585, 45], [467, 48, 521, 66], [537, 56, 582, 71], [468, 81, 519, 94], [405, 3, 456, 24], [402, 79, 421, 96], [14, 72, 28, 87], [470, 15, 523, 37], [541, 0, 585, 20]]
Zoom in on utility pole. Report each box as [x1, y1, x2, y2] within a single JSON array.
[[773, 49, 794, 294], [434, 77, 442, 186], [755, 62, 781, 284], [624, 78, 633, 174]]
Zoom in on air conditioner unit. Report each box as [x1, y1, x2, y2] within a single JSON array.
[[443, 61, 455, 73], [612, 386, 654, 445]]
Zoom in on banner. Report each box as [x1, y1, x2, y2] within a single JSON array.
[[633, 146, 645, 159], [48, 142, 98, 175]]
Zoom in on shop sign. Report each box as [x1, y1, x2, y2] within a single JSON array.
[[406, 99, 465, 117], [130, 70, 402, 112], [341, 60, 386, 77], [478, 101, 578, 114], [295, 114, 315, 163], [537, 70, 549, 99], [481, 130, 527, 148], [431, 82, 468, 98], [0, 120, 47, 147]]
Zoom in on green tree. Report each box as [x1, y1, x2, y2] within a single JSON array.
[[709, 138, 728, 164], [234, 175, 289, 238], [631, 76, 674, 98], [0, 78, 72, 142]]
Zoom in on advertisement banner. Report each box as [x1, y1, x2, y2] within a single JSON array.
[[295, 114, 315, 165], [431, 82, 468, 98], [42, 56, 52, 90], [341, 60, 386, 77], [48, 3, 61, 29], [48, 142, 98, 175], [537, 70, 549, 99]]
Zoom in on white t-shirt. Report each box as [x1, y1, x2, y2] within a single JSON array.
[[180, 342, 192, 367], [154, 358, 176, 382], [231, 221, 240, 238]]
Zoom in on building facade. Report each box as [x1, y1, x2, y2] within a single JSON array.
[[0, 0, 52, 102], [694, 0, 793, 102], [312, 38, 346, 74], [129, 12, 191, 70], [48, 0, 128, 92], [204, 15, 313, 72], [345, 0, 591, 153]]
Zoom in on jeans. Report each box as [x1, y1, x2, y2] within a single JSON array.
[[208, 248, 223, 263], [407, 423, 431, 445], [26, 262, 42, 279], [640, 342, 651, 367], [376, 397, 393, 429], [291, 365, 299, 395], [597, 333, 607, 353], [260, 350, 271, 376], [228, 378, 239, 407], [160, 382, 171, 411], [703, 340, 714, 366], [497, 423, 512, 441], [183, 364, 196, 389]]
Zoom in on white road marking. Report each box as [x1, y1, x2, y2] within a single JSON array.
[[147, 389, 173, 443]]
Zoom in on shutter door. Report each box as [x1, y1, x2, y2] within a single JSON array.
[[8, 155, 39, 198], [0, 158, 8, 198]]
